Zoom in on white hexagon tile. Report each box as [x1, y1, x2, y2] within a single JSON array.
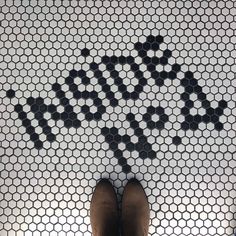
[[0, 1, 236, 236]]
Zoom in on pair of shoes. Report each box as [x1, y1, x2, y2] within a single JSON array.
[[90, 178, 150, 236]]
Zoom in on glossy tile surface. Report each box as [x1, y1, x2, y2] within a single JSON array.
[[0, 1, 236, 236]]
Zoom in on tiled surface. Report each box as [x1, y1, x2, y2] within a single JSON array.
[[0, 1, 236, 236]]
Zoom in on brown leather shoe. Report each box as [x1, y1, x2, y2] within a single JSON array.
[[122, 178, 150, 236], [90, 179, 119, 236]]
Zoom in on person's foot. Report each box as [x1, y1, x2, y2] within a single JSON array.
[[122, 178, 150, 236], [90, 179, 119, 236]]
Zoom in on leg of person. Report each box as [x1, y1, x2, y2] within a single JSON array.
[[122, 178, 150, 236], [90, 179, 119, 236]]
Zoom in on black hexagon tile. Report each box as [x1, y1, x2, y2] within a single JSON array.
[[0, 1, 236, 236]]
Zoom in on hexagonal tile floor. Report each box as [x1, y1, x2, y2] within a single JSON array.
[[0, 1, 236, 236]]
